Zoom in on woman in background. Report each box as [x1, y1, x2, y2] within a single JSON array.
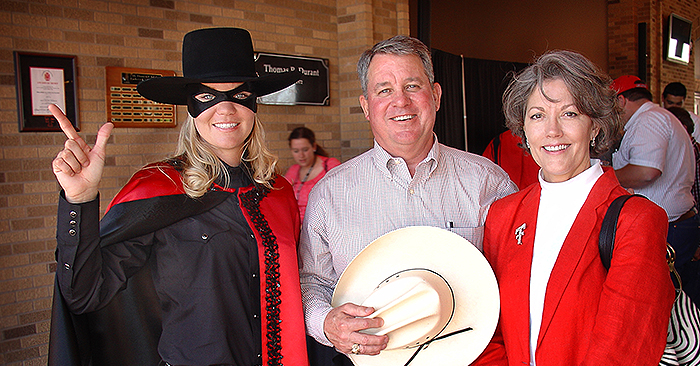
[[285, 127, 340, 221], [473, 50, 674, 366]]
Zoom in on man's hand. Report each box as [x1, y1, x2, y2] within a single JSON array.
[[50, 104, 114, 203], [324, 303, 389, 355]]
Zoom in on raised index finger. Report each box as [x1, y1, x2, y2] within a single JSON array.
[[49, 104, 79, 140]]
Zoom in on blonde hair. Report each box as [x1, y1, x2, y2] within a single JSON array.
[[174, 114, 277, 198]]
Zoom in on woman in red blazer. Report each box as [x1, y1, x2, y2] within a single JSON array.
[[473, 50, 674, 366]]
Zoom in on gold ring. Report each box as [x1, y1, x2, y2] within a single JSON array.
[[351, 343, 360, 354]]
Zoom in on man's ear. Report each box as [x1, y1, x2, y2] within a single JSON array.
[[433, 82, 442, 112], [616, 94, 626, 107], [359, 95, 370, 120]]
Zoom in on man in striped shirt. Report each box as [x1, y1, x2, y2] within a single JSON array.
[[298, 35, 517, 366], [612, 75, 700, 307]]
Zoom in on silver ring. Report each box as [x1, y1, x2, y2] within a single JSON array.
[[351, 343, 360, 354]]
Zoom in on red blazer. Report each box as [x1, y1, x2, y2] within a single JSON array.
[[473, 168, 674, 366]]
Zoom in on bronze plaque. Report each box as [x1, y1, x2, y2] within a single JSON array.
[[106, 66, 177, 128]]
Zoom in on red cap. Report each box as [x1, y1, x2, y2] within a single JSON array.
[[612, 75, 648, 94]]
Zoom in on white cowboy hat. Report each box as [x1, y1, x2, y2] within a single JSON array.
[[332, 226, 499, 366]]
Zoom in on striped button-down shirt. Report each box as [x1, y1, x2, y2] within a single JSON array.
[[298, 139, 518, 345], [613, 101, 695, 221]]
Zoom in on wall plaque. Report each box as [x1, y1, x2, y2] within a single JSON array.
[[106, 66, 177, 128], [14, 52, 78, 132], [255, 53, 329, 106]]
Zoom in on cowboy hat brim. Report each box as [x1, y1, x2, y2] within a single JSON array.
[[332, 226, 500, 366], [136, 71, 300, 106]]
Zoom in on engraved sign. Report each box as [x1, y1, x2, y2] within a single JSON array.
[[255, 53, 330, 106], [106, 67, 177, 128]]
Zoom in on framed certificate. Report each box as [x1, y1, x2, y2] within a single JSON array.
[[14, 52, 78, 132]]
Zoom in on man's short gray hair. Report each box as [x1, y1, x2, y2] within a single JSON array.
[[357, 35, 434, 96]]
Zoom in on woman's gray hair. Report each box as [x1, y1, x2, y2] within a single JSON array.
[[357, 35, 434, 96], [173, 114, 277, 198], [502, 50, 622, 157]]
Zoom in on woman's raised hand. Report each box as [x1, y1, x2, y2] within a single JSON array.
[[50, 104, 114, 203]]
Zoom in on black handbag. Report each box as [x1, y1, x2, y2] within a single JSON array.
[[599, 194, 700, 366]]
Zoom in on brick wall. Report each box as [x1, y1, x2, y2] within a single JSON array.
[[609, 0, 699, 106], [0, 1, 411, 364], [659, 0, 700, 105]]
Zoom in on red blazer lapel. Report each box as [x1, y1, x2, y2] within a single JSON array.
[[511, 189, 540, 357], [487, 185, 541, 360]]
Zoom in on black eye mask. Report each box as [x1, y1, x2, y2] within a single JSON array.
[[186, 83, 258, 117]]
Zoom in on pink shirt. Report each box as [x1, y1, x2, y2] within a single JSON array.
[[285, 155, 340, 221]]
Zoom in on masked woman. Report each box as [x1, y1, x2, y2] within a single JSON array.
[[473, 50, 674, 366], [48, 28, 308, 366]]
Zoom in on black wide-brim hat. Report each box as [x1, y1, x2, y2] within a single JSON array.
[[137, 27, 299, 106]]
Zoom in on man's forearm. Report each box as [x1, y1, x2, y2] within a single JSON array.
[[614, 164, 661, 189]]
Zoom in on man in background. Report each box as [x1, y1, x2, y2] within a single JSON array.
[[483, 130, 540, 189], [662, 81, 700, 142], [613, 75, 700, 306]]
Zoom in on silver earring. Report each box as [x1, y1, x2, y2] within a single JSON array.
[[590, 139, 596, 147]]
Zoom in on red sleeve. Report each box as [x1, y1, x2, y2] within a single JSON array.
[[325, 157, 341, 170], [472, 323, 509, 366], [284, 164, 301, 184], [581, 197, 674, 365]]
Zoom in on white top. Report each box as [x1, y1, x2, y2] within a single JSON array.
[[612, 101, 695, 221], [529, 160, 603, 366], [298, 138, 518, 345]]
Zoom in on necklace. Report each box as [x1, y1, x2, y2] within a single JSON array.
[[296, 155, 316, 197]]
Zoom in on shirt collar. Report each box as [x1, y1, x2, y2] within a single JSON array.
[[371, 134, 440, 178], [214, 160, 254, 189], [625, 100, 655, 131]]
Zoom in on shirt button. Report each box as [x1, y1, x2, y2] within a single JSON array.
[[69, 220, 77, 226], [68, 229, 76, 236], [69, 210, 77, 218], [253, 314, 258, 318], [409, 188, 415, 195], [201, 234, 208, 240], [252, 273, 257, 278], [64, 263, 71, 270]]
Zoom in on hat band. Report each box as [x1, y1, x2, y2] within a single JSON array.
[[401, 327, 473, 366]]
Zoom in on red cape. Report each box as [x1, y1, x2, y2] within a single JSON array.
[[49, 161, 308, 366]]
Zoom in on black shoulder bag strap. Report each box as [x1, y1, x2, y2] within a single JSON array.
[[598, 194, 645, 270]]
